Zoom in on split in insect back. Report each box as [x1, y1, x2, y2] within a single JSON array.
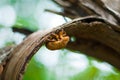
[[45, 29, 70, 50]]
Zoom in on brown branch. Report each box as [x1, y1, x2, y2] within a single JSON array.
[[53, 0, 120, 26], [45, 9, 79, 19], [67, 39, 120, 69], [1, 16, 120, 80], [0, 45, 15, 65], [12, 27, 33, 36], [12, 25, 34, 36]]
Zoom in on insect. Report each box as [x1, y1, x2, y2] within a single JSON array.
[[45, 29, 69, 50]]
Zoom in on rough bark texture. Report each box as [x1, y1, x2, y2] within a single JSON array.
[[0, 0, 120, 80]]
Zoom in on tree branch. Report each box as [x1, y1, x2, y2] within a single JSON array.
[[1, 16, 120, 80]]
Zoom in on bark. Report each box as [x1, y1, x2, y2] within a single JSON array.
[[0, 0, 120, 80]]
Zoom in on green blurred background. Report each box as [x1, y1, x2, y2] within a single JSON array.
[[0, 0, 120, 80]]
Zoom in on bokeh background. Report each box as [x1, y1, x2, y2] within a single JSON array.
[[0, 0, 120, 80]]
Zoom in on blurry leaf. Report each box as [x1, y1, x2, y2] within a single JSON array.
[[23, 57, 47, 80], [72, 66, 98, 80], [15, 17, 38, 31]]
